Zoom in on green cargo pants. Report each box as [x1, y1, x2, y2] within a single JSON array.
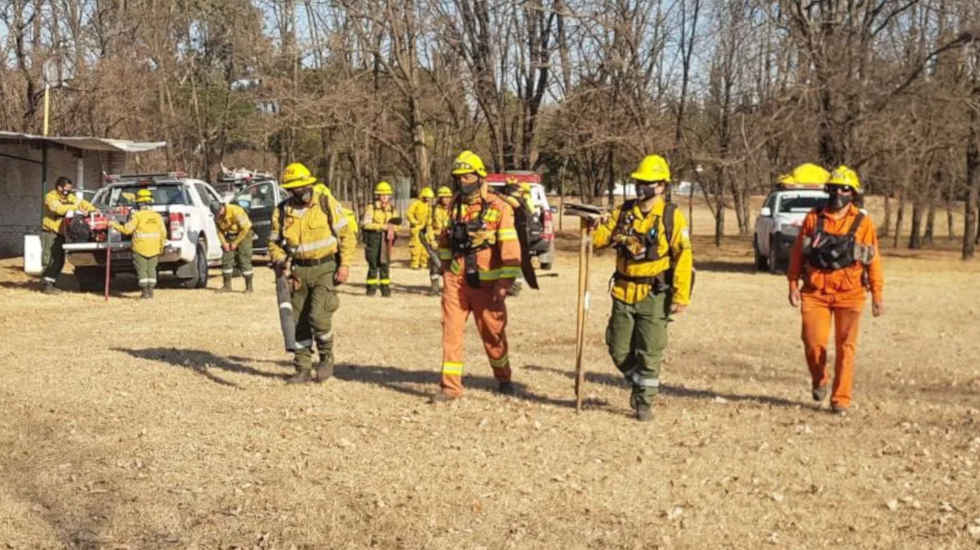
[[41, 230, 65, 284], [133, 253, 159, 288], [605, 291, 669, 407], [362, 230, 390, 291], [221, 235, 254, 278], [291, 259, 340, 372]]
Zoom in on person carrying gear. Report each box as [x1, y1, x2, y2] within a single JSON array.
[[432, 151, 522, 402], [361, 181, 398, 296], [424, 185, 453, 295], [498, 178, 539, 296], [787, 165, 884, 415], [589, 154, 694, 421], [270, 162, 356, 384], [407, 187, 434, 270], [110, 189, 166, 299], [40, 176, 97, 294], [211, 200, 254, 293]]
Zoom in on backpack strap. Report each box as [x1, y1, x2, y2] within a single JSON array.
[[847, 212, 865, 237], [815, 213, 825, 235], [318, 192, 336, 234]]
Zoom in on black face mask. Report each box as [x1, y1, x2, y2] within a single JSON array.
[[455, 179, 481, 196], [59, 187, 73, 197], [827, 189, 853, 211], [636, 183, 657, 200], [289, 188, 313, 204]]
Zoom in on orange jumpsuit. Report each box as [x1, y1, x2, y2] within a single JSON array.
[[787, 204, 884, 410], [436, 191, 522, 397]]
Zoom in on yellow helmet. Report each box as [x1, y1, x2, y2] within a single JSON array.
[[828, 165, 861, 191], [136, 188, 154, 203], [419, 187, 434, 199], [437, 186, 453, 198], [631, 154, 671, 183], [790, 163, 830, 186], [375, 181, 393, 195], [281, 162, 316, 189], [452, 150, 487, 178]]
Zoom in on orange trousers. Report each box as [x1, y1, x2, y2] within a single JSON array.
[[800, 291, 864, 409], [441, 271, 511, 396]]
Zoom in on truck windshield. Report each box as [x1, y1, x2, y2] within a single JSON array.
[[95, 184, 188, 208], [779, 195, 826, 213]]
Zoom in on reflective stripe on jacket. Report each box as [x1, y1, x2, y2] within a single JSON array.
[[42, 189, 95, 233], [111, 209, 167, 257], [592, 198, 694, 305], [788, 204, 884, 303], [361, 201, 396, 231], [268, 188, 355, 266]]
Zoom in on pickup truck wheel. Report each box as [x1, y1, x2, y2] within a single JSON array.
[[768, 236, 782, 274], [75, 266, 104, 291], [753, 235, 767, 271], [182, 240, 209, 288]]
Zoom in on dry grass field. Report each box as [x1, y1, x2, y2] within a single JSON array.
[[2, 202, 979, 548]]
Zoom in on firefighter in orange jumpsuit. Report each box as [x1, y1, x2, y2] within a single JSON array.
[[788, 165, 885, 415], [432, 151, 522, 401]]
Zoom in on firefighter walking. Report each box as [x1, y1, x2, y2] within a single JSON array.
[[40, 176, 97, 293], [111, 189, 166, 299], [361, 181, 398, 296], [270, 162, 356, 384], [788, 165, 884, 415], [590, 154, 693, 421], [407, 187, 434, 270], [432, 151, 522, 402], [211, 200, 254, 292]]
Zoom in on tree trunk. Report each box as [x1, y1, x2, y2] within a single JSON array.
[[908, 198, 923, 249], [964, 106, 979, 259], [714, 200, 724, 247], [893, 190, 905, 249], [923, 187, 937, 245], [880, 193, 891, 236]]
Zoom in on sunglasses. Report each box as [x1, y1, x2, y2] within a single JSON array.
[[827, 185, 854, 194]]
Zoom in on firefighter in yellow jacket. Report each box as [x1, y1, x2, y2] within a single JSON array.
[[361, 182, 398, 296], [111, 189, 167, 299], [269, 163, 356, 384], [432, 151, 522, 402], [591, 154, 694, 421], [424, 185, 453, 295], [40, 176, 97, 293], [211, 200, 254, 292], [407, 187, 434, 269]]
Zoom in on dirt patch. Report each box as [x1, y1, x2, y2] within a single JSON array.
[[1, 237, 978, 548]]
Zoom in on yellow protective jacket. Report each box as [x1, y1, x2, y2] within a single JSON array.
[[436, 193, 522, 283], [42, 189, 96, 233], [593, 198, 693, 305], [406, 199, 430, 229], [111, 209, 167, 257], [428, 204, 451, 245], [216, 203, 253, 248], [361, 201, 397, 232], [268, 188, 355, 267]]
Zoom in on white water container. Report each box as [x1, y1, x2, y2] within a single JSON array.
[[24, 234, 43, 276]]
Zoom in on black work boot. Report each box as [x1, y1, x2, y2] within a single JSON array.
[[315, 358, 334, 383], [286, 369, 314, 384], [366, 285, 377, 296], [812, 384, 828, 402], [42, 280, 61, 294], [380, 284, 392, 297], [148, 286, 155, 299], [635, 404, 654, 422], [429, 278, 441, 296], [139, 286, 151, 300], [244, 276, 253, 293], [221, 276, 233, 292]]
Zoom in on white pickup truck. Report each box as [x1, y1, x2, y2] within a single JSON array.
[[62, 173, 224, 289], [753, 186, 828, 273]]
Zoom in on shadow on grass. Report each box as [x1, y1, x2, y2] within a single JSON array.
[[333, 362, 613, 411], [336, 280, 437, 297], [522, 364, 802, 409], [113, 347, 290, 387], [694, 260, 759, 274]]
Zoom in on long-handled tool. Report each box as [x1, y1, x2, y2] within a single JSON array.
[[565, 203, 604, 412], [104, 229, 112, 301]]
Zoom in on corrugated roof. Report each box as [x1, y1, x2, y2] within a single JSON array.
[[0, 131, 165, 153]]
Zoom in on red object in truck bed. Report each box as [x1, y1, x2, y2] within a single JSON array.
[[485, 172, 541, 185]]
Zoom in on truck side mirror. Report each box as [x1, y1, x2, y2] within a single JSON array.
[[760, 206, 771, 217]]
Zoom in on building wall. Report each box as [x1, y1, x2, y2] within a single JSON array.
[[0, 143, 109, 257]]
